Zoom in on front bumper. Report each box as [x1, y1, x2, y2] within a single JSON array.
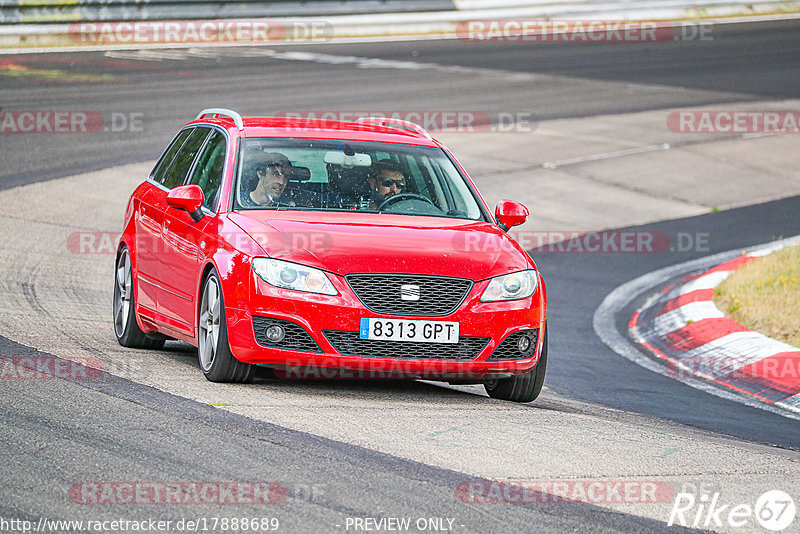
[[226, 270, 545, 379]]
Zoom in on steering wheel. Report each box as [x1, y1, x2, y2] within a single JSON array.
[[377, 193, 437, 211]]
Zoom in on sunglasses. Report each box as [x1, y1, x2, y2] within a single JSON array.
[[381, 178, 405, 188]]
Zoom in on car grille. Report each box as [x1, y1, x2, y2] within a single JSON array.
[[345, 274, 472, 317], [323, 331, 490, 360], [252, 316, 323, 353], [487, 329, 539, 360]]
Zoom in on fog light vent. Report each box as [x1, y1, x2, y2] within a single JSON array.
[[252, 316, 323, 353], [487, 328, 539, 361]]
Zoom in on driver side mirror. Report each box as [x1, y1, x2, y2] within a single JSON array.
[[495, 200, 528, 231], [166, 185, 205, 223]]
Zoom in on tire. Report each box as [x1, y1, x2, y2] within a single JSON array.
[[113, 247, 165, 350], [197, 270, 254, 383], [484, 325, 548, 403]]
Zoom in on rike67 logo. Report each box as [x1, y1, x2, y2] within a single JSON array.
[[669, 489, 795, 531]]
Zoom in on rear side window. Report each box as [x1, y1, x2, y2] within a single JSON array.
[[161, 127, 211, 189], [187, 130, 227, 212], [151, 128, 192, 185]]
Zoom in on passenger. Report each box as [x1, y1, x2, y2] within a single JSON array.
[[241, 151, 292, 207], [367, 159, 406, 209]]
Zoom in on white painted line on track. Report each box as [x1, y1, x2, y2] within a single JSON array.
[[542, 144, 671, 169], [248, 49, 546, 82], [593, 234, 800, 421]]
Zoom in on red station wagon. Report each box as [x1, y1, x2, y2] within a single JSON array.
[[114, 109, 548, 402]]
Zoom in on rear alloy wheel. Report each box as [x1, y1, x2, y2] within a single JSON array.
[[198, 271, 254, 383], [113, 247, 165, 350], [484, 325, 548, 403]]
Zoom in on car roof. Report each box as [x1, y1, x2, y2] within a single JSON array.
[[187, 116, 441, 147]]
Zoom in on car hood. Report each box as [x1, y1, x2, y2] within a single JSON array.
[[227, 211, 532, 281]]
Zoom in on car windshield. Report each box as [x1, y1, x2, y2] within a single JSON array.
[[234, 138, 484, 220]]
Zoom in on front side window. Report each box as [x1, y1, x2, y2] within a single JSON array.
[[187, 130, 227, 212], [161, 127, 211, 190], [151, 128, 192, 185], [234, 138, 483, 220]]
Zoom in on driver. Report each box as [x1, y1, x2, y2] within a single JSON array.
[[241, 151, 292, 207], [367, 159, 406, 210]]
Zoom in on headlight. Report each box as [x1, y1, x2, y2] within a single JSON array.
[[252, 258, 337, 296], [480, 270, 538, 302]]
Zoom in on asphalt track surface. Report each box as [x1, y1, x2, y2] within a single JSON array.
[[1, 18, 800, 532]]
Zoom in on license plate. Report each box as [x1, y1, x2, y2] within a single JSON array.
[[359, 318, 459, 344]]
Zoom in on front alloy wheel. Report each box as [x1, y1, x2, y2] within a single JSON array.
[[198, 271, 253, 383]]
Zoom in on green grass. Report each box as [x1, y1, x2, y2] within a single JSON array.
[[713, 245, 800, 347]]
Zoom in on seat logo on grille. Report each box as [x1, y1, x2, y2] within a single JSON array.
[[400, 284, 420, 301]]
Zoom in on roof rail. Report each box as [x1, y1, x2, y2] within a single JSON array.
[[355, 116, 432, 140], [196, 108, 244, 131]]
